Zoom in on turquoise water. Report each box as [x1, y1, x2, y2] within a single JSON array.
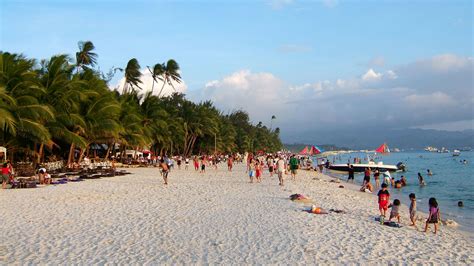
[[322, 151, 474, 232]]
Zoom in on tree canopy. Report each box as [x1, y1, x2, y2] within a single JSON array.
[[0, 41, 282, 164]]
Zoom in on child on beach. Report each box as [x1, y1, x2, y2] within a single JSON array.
[[389, 199, 401, 223], [377, 183, 390, 217], [424, 197, 441, 234], [185, 157, 189, 170], [409, 193, 417, 226], [255, 159, 262, 183], [248, 158, 255, 183], [200, 156, 206, 173]]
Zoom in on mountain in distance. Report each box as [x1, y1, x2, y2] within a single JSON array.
[[282, 128, 474, 150]]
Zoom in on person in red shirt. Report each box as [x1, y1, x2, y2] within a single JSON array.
[[377, 183, 390, 217], [1, 162, 11, 189]]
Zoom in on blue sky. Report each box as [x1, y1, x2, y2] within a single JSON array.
[[1, 0, 473, 138]]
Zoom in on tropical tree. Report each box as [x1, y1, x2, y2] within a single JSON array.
[[122, 58, 142, 94], [157, 59, 182, 97], [75, 41, 98, 73]]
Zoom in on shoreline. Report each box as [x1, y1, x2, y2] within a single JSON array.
[[324, 170, 473, 237], [1, 164, 473, 264]]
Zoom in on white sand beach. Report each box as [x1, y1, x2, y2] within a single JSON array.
[[1, 164, 473, 264]]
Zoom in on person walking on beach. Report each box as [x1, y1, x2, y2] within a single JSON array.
[[377, 183, 390, 217], [424, 197, 441, 234], [200, 156, 206, 173], [1, 162, 10, 189], [347, 164, 355, 183], [374, 169, 380, 188], [289, 155, 298, 180], [277, 156, 286, 186], [409, 193, 417, 226], [268, 156, 275, 177], [363, 167, 371, 186], [193, 156, 199, 171], [159, 159, 169, 185], [227, 156, 233, 171]]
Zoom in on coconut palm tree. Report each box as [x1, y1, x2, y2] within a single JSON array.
[[157, 59, 182, 98], [147, 63, 164, 94], [76, 41, 97, 73], [122, 58, 143, 94]]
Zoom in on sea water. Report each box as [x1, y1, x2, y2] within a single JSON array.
[[322, 151, 474, 233]]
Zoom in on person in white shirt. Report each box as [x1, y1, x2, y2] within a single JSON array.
[[276, 156, 286, 186]]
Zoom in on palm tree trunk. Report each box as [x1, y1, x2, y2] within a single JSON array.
[[37, 143, 44, 164], [157, 80, 167, 98], [67, 143, 75, 167], [78, 148, 85, 164]]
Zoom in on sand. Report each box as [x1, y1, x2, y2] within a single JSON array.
[[1, 163, 473, 264]]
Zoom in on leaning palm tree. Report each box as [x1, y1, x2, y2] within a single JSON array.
[[122, 58, 142, 94], [157, 59, 182, 98], [147, 63, 164, 94], [75, 41, 97, 72]]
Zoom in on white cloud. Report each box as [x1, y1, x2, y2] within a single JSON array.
[[362, 68, 382, 81], [113, 69, 187, 97], [404, 92, 456, 108], [386, 70, 398, 79], [191, 54, 473, 140]]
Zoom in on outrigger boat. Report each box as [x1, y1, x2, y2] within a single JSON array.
[[328, 161, 404, 173], [328, 142, 405, 172]]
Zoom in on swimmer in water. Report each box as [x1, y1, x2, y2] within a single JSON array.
[[427, 169, 432, 176], [417, 172, 425, 186]]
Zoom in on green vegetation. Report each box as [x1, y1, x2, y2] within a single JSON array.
[[0, 41, 282, 164]]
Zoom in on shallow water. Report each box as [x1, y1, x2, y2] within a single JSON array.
[[321, 151, 474, 233]]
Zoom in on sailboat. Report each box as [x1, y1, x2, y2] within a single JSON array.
[[298, 145, 324, 156], [375, 143, 390, 153]]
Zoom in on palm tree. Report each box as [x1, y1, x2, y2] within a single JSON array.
[[270, 115, 276, 131], [147, 63, 164, 94], [123, 58, 142, 94], [75, 41, 97, 73], [157, 59, 182, 98]]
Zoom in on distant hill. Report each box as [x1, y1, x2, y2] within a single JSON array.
[[283, 128, 474, 150]]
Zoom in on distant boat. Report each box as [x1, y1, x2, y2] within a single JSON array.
[[453, 150, 461, 156], [393, 148, 400, 152], [424, 146, 438, 152]]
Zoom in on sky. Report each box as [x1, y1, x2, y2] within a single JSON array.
[[1, 0, 473, 142]]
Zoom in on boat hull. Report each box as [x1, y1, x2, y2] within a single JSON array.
[[328, 163, 399, 173]]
